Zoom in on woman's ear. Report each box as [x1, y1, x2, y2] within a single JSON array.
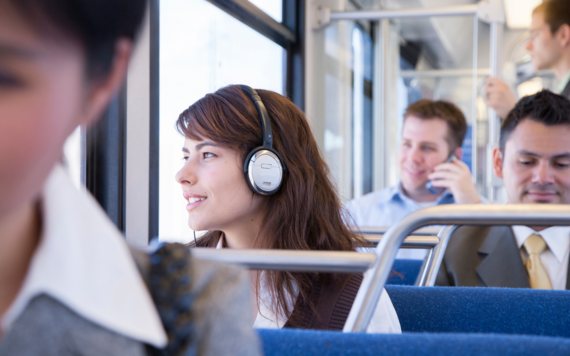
[[79, 39, 133, 128]]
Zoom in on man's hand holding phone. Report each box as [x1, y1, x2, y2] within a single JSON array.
[[427, 156, 481, 204]]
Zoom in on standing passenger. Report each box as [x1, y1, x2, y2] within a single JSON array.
[[484, 0, 570, 118], [0, 1, 260, 355], [175, 85, 401, 333], [345, 100, 482, 258]]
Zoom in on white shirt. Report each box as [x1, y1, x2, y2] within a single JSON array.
[[1, 165, 167, 348], [511, 225, 570, 290], [216, 239, 401, 333]]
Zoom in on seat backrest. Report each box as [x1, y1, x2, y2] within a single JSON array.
[[386, 285, 570, 337], [258, 328, 570, 356], [387, 259, 423, 285]]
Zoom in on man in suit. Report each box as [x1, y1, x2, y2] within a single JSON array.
[[436, 90, 570, 290], [483, 0, 570, 118]]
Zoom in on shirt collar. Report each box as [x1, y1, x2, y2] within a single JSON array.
[[556, 69, 570, 94], [391, 182, 453, 206], [1, 165, 167, 348], [512, 225, 570, 263]]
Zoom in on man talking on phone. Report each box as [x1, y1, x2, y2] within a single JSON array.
[[484, 0, 570, 118], [345, 100, 483, 258]]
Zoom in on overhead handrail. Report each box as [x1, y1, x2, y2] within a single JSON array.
[[343, 204, 570, 333]]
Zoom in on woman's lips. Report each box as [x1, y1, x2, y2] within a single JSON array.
[[183, 191, 207, 211], [186, 197, 206, 211]]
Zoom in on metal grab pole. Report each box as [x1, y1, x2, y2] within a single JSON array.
[[418, 225, 460, 286], [343, 204, 570, 333]]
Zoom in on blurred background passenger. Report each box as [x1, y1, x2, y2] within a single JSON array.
[[0, 1, 260, 355], [175, 85, 401, 333], [484, 0, 570, 118], [437, 90, 570, 290], [345, 100, 482, 259]]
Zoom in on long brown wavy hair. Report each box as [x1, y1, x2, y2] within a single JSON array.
[[176, 85, 364, 326]]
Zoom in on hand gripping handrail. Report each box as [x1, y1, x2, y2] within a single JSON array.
[[343, 204, 570, 332]]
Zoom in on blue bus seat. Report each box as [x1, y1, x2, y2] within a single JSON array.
[[387, 259, 423, 285], [386, 285, 570, 337], [259, 328, 570, 356]]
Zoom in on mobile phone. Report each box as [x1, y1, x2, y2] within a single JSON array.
[[425, 153, 458, 195]]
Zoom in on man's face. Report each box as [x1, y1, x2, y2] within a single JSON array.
[[526, 11, 564, 71], [398, 116, 452, 193], [494, 119, 570, 204]]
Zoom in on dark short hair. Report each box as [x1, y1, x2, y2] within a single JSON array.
[[8, 0, 147, 79], [500, 90, 570, 153], [404, 99, 468, 151], [533, 0, 570, 34]]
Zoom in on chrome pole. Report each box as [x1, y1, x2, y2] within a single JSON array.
[[418, 225, 460, 286], [355, 226, 440, 236], [192, 248, 375, 273], [471, 16, 479, 189]]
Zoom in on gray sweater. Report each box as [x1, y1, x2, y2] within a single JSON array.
[[0, 257, 262, 356]]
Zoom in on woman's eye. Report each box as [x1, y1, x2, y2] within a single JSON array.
[[203, 152, 216, 159], [182, 156, 189, 162]]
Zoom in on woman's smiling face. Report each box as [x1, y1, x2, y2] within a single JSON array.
[[175, 137, 265, 233]]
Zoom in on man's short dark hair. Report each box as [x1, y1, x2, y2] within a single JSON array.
[[534, 0, 570, 34], [9, 0, 147, 79], [404, 99, 467, 151], [500, 90, 570, 153]]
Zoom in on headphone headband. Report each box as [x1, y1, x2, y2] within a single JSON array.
[[239, 85, 273, 149]]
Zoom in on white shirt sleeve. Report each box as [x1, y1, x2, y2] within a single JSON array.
[[365, 288, 402, 334]]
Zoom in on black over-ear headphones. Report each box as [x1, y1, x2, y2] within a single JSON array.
[[239, 85, 286, 195]]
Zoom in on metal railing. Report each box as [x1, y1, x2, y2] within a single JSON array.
[[358, 226, 440, 248], [192, 227, 441, 273], [192, 248, 374, 273], [343, 204, 570, 333]]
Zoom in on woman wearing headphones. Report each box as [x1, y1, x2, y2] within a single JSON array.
[[176, 85, 401, 332]]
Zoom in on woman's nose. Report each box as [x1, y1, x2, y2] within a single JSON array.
[[175, 161, 196, 185]]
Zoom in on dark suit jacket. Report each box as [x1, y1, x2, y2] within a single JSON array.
[[435, 225, 570, 289]]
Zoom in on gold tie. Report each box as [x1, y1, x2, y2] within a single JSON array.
[[523, 234, 552, 290]]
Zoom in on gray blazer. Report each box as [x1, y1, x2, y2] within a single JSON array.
[[435, 225, 570, 289], [0, 257, 262, 356]]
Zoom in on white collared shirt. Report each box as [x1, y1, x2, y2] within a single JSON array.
[[1, 165, 167, 348], [512, 225, 570, 290], [215, 239, 401, 333]]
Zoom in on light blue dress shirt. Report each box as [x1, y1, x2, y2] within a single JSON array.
[[345, 183, 456, 260], [345, 182, 455, 227]]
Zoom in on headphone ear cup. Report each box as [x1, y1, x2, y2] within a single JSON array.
[[243, 147, 284, 195]]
